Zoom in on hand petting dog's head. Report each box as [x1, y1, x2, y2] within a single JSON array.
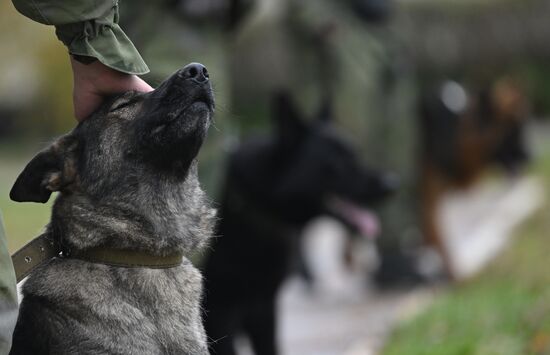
[[10, 63, 216, 254]]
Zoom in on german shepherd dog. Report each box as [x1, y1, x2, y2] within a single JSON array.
[[202, 93, 397, 355], [419, 78, 530, 278], [9, 63, 216, 355]]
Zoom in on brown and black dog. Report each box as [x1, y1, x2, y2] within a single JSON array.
[[419, 78, 530, 278]]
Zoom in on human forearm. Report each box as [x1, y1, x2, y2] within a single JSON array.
[[11, 0, 149, 74]]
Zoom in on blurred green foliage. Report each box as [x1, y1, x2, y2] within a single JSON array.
[[0, 1, 73, 137], [517, 62, 550, 118]]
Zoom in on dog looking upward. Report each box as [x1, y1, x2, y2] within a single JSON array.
[[9, 63, 216, 355]]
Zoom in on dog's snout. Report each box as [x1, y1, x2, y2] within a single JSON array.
[[180, 63, 209, 83]]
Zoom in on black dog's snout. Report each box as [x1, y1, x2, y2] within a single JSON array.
[[180, 63, 209, 83]]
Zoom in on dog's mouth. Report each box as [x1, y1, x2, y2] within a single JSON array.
[[183, 99, 213, 118], [326, 196, 380, 238], [154, 93, 214, 131], [169, 86, 214, 117], [139, 85, 215, 165], [183, 85, 215, 110]]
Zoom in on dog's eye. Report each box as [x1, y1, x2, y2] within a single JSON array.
[[111, 99, 136, 112]]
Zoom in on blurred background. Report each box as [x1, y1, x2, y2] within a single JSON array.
[[1, 0, 550, 354]]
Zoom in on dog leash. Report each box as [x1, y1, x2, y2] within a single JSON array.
[[11, 234, 184, 283]]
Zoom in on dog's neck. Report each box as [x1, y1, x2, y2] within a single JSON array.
[[48, 177, 215, 257], [220, 178, 299, 241]]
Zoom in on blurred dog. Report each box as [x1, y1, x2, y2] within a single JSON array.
[[202, 93, 397, 355], [9, 63, 216, 355], [419, 78, 530, 278]]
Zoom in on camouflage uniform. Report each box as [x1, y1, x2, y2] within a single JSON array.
[[0, 216, 17, 355], [11, 0, 149, 74]]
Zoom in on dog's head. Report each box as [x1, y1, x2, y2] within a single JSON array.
[[231, 92, 398, 237], [420, 79, 530, 180], [10, 63, 216, 253]]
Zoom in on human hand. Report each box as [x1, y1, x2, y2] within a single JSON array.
[[70, 57, 154, 121]]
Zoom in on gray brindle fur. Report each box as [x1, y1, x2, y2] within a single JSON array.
[[9, 63, 216, 355]]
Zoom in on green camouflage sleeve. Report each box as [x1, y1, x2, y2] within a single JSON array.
[[0, 215, 17, 355], [11, 0, 149, 75]]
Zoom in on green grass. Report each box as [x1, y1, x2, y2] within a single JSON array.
[[0, 141, 53, 252], [383, 139, 550, 355]]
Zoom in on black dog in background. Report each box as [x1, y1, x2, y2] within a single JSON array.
[[202, 93, 397, 355]]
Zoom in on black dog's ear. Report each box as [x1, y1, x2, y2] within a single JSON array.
[[10, 135, 80, 203], [271, 91, 307, 146]]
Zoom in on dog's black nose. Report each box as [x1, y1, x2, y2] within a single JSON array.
[[180, 63, 209, 83]]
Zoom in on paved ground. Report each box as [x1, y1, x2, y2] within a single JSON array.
[[277, 279, 436, 355], [236, 175, 544, 355], [440, 176, 544, 279]]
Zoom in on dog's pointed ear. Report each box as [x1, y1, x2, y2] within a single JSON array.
[[10, 135, 80, 203], [271, 91, 307, 146]]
